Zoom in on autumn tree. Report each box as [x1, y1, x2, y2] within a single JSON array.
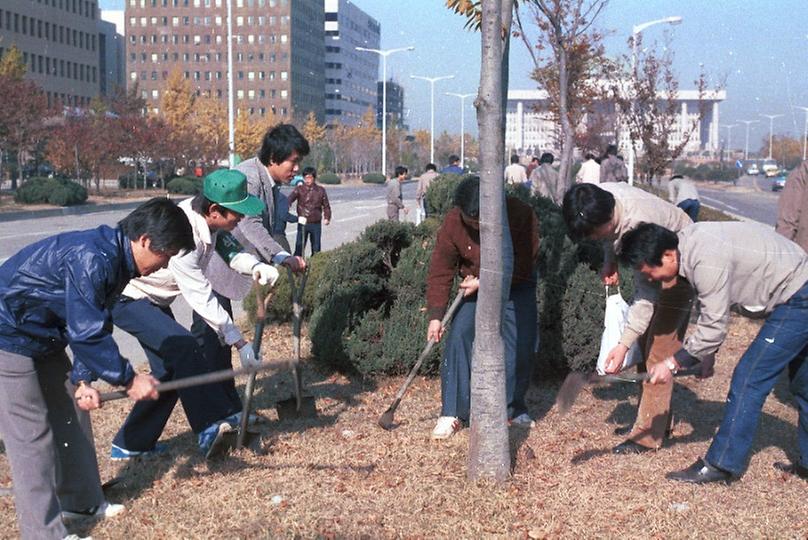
[[0, 75, 49, 189], [302, 111, 330, 171], [0, 45, 26, 80], [768, 135, 802, 170], [160, 68, 195, 172], [235, 110, 277, 161], [192, 97, 228, 167]]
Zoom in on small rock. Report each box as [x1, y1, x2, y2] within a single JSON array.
[[341, 429, 357, 439], [669, 502, 689, 513], [271, 495, 284, 506]]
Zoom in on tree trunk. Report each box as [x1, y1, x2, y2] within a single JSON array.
[[556, 44, 574, 192], [467, 0, 513, 484], [14, 148, 24, 190]]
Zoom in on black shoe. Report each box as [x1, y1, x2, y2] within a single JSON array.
[[612, 440, 653, 455], [773, 461, 808, 480], [666, 457, 734, 484]]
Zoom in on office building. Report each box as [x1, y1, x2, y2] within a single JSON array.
[[124, 0, 325, 122], [506, 88, 727, 157], [0, 0, 101, 107], [323, 0, 380, 128], [98, 17, 125, 97], [377, 79, 406, 131]]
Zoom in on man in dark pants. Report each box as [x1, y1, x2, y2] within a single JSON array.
[[289, 166, 331, 256], [0, 198, 189, 539], [426, 176, 539, 439]]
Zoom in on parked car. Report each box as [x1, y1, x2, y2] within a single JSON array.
[[747, 163, 760, 175], [764, 167, 781, 178], [772, 174, 787, 192]]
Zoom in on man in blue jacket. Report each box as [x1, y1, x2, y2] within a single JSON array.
[[0, 198, 193, 540]]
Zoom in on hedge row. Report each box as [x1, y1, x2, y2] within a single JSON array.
[[15, 177, 88, 206], [166, 176, 203, 195]]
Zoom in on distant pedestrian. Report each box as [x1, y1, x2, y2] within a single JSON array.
[[504, 154, 528, 185], [289, 166, 331, 257], [386, 166, 409, 221], [416, 163, 439, 218], [776, 160, 808, 252], [442, 155, 464, 175], [530, 152, 564, 204], [575, 153, 601, 184], [600, 144, 628, 183], [667, 174, 700, 221], [526, 156, 540, 180]]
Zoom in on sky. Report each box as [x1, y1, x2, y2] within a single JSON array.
[[100, 0, 808, 150]]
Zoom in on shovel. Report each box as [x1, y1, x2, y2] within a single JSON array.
[[555, 366, 702, 415], [236, 284, 273, 449], [276, 266, 317, 420]]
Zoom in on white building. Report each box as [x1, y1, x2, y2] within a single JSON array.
[[506, 88, 726, 158], [324, 0, 380, 128]]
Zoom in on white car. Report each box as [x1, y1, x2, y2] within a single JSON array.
[[747, 164, 760, 175]]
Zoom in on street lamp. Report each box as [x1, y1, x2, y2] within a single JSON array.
[[760, 113, 783, 160], [720, 124, 736, 155], [627, 15, 682, 186], [411, 74, 455, 164], [795, 106, 808, 161], [355, 46, 415, 177], [226, 0, 235, 167], [444, 92, 475, 168], [739, 119, 759, 161]]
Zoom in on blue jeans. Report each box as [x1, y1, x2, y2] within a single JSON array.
[[440, 285, 537, 422], [705, 280, 808, 475], [294, 222, 322, 257], [677, 199, 700, 222], [111, 297, 241, 451]]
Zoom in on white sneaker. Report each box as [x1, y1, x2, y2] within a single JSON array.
[[62, 501, 125, 524], [431, 416, 462, 439], [63, 535, 92, 540], [509, 413, 535, 428]]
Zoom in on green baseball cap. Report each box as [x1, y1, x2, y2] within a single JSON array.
[[203, 169, 265, 216]]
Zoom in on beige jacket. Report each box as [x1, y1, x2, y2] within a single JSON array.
[[776, 160, 808, 252], [676, 222, 808, 360], [667, 177, 699, 205], [598, 182, 693, 348], [530, 163, 564, 204]]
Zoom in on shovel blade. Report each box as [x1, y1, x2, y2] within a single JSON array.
[[276, 395, 317, 421]]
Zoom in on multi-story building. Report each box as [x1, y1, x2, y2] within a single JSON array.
[[323, 0, 379, 128], [124, 0, 325, 123], [506, 88, 727, 158], [98, 17, 125, 97], [377, 79, 406, 131], [0, 0, 101, 107]]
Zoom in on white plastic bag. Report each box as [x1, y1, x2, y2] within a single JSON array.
[[596, 287, 643, 375]]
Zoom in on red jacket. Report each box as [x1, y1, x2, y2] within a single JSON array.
[[426, 198, 540, 320], [289, 182, 331, 224]]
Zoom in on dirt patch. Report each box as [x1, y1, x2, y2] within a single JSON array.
[[1, 317, 805, 538]]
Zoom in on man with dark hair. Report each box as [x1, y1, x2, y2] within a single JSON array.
[[562, 182, 693, 454], [667, 174, 700, 221], [504, 154, 527, 185], [619, 222, 808, 484], [387, 166, 409, 221], [289, 166, 331, 256], [416, 163, 439, 218], [0, 198, 189, 539], [526, 156, 540, 180], [530, 152, 563, 204], [426, 176, 540, 439], [110, 169, 278, 461], [442, 155, 463, 175], [600, 144, 628, 183], [575, 152, 601, 184]]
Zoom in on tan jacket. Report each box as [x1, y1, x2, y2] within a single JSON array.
[[530, 163, 564, 204], [598, 182, 693, 348], [599, 155, 628, 183], [667, 177, 699, 205], [776, 160, 808, 252], [676, 222, 808, 360]]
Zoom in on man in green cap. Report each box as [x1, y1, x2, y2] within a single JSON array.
[[110, 169, 279, 460]]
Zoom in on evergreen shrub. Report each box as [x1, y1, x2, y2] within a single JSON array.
[[166, 176, 202, 195], [424, 173, 465, 217], [319, 172, 341, 185], [15, 177, 88, 206], [118, 171, 147, 189], [362, 172, 386, 184]]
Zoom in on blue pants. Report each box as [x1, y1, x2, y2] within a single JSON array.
[[294, 222, 322, 257], [111, 297, 241, 451], [677, 199, 700, 222], [440, 285, 537, 422], [706, 280, 808, 475]]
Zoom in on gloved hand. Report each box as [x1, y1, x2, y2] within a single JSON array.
[[252, 263, 279, 286], [238, 342, 261, 368]]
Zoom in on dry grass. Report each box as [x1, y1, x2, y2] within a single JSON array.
[[1, 317, 807, 538]]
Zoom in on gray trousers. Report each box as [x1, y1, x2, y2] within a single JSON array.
[[0, 349, 104, 539]]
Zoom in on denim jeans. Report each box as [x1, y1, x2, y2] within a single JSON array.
[[677, 199, 700, 222], [440, 284, 537, 422], [706, 280, 808, 475], [294, 222, 322, 257]]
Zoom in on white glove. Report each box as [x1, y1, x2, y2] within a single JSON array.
[[298, 216, 308, 225], [238, 342, 261, 368], [252, 263, 279, 286]]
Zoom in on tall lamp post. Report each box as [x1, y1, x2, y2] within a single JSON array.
[[411, 74, 455, 164], [627, 15, 682, 186], [760, 113, 783, 160], [444, 92, 475, 168], [720, 124, 736, 155], [795, 106, 808, 161], [355, 46, 414, 177], [226, 0, 235, 167], [739, 119, 759, 161]]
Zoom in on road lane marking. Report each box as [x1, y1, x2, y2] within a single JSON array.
[[701, 196, 739, 211]]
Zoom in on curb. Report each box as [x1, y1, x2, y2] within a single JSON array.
[[0, 198, 177, 223]]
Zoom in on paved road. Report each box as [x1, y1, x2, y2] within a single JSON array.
[[0, 181, 418, 365], [697, 173, 781, 226]]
